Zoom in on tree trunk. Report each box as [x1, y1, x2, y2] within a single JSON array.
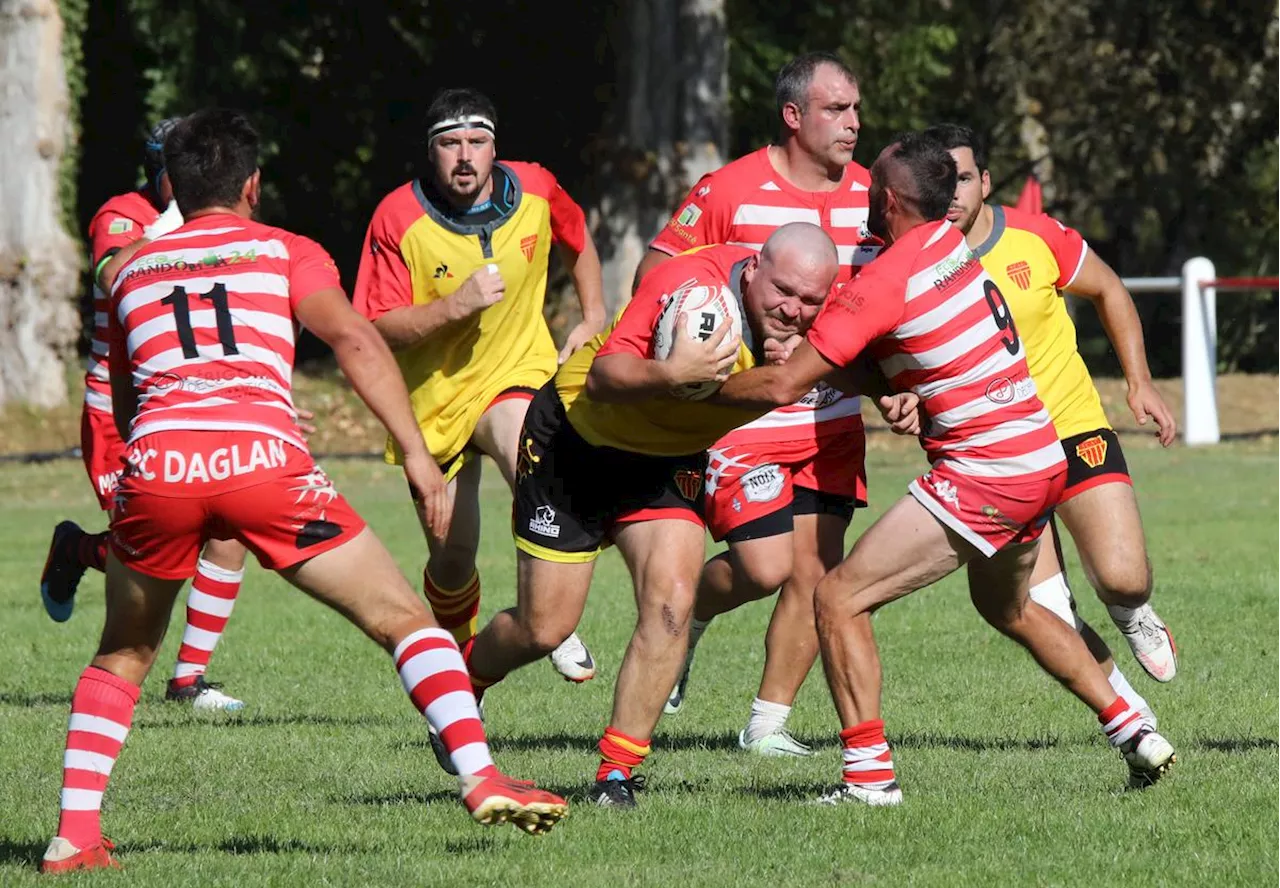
[[0, 0, 79, 408], [588, 0, 728, 314]]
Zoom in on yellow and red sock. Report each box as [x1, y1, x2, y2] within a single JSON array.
[[424, 569, 481, 647], [596, 727, 651, 781]]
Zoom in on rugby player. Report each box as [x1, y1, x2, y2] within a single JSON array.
[[40, 109, 567, 874], [920, 123, 1178, 695], [713, 134, 1176, 805], [461, 223, 899, 808], [354, 88, 604, 682], [639, 52, 879, 757], [40, 117, 250, 711]]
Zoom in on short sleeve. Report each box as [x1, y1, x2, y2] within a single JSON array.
[[547, 177, 587, 254], [649, 172, 734, 256], [89, 209, 145, 269], [596, 291, 664, 359], [1025, 213, 1088, 289], [806, 276, 905, 369], [352, 206, 414, 321], [287, 235, 343, 310]]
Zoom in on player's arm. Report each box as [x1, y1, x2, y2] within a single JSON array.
[[369, 266, 505, 351], [105, 310, 137, 441], [296, 288, 452, 538], [632, 249, 673, 294], [1067, 249, 1176, 446], [95, 238, 150, 293], [713, 340, 836, 409], [555, 230, 607, 363], [585, 314, 740, 403]]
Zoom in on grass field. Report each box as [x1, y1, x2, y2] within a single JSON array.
[[1, 440, 1276, 886]]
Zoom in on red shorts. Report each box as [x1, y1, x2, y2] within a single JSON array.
[[81, 406, 127, 511], [704, 432, 867, 542], [110, 431, 366, 580], [908, 461, 1066, 557]]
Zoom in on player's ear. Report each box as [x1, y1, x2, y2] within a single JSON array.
[[980, 169, 991, 200], [780, 100, 804, 134], [244, 169, 262, 209], [742, 253, 759, 287]]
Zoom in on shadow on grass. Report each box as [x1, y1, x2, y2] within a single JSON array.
[[0, 691, 73, 707], [0, 838, 44, 869], [892, 731, 1063, 752], [736, 782, 838, 803], [1195, 736, 1278, 753], [139, 712, 401, 731]]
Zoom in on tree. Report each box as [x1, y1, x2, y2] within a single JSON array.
[[0, 0, 80, 407], [589, 0, 729, 314]]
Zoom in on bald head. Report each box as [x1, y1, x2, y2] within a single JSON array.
[[760, 221, 839, 273], [742, 222, 840, 344]]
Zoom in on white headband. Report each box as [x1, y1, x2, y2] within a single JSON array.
[[428, 116, 496, 143]]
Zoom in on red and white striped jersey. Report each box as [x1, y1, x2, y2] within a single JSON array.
[[650, 147, 884, 445], [108, 213, 341, 451], [84, 191, 164, 415], [808, 221, 1066, 481]]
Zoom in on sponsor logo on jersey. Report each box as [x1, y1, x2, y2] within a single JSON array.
[[528, 504, 561, 538], [434, 263, 452, 279], [675, 203, 702, 227], [520, 234, 538, 262], [108, 218, 134, 235], [1007, 261, 1032, 290], [1075, 434, 1108, 469]]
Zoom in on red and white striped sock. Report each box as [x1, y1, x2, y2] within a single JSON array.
[[394, 627, 496, 777], [1098, 696, 1145, 747], [840, 719, 898, 791], [56, 667, 139, 849], [172, 559, 243, 685]]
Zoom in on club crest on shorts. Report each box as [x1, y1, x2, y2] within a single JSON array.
[[1006, 261, 1032, 290], [674, 468, 703, 501], [520, 234, 538, 262], [1075, 434, 1108, 469]]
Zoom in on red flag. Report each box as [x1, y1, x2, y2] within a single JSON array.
[[1015, 175, 1043, 214]]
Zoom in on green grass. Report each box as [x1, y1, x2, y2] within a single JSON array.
[[0, 441, 1276, 886]]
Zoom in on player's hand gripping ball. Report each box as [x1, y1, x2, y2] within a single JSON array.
[[653, 283, 743, 400]]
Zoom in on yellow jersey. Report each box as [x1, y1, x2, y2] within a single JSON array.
[[353, 161, 587, 467], [557, 245, 764, 456], [973, 206, 1109, 438]]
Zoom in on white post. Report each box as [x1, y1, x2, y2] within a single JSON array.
[[1181, 256, 1219, 445]]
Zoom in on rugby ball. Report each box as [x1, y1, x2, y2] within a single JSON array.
[[653, 283, 743, 400]]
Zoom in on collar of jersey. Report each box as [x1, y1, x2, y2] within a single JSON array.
[[411, 161, 524, 237], [971, 205, 1008, 259]]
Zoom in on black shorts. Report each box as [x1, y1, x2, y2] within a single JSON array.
[[1061, 427, 1131, 503], [722, 486, 856, 544], [513, 383, 707, 563]]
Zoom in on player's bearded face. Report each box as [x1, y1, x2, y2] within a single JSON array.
[[945, 147, 987, 234], [867, 181, 889, 242], [431, 129, 496, 199]]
